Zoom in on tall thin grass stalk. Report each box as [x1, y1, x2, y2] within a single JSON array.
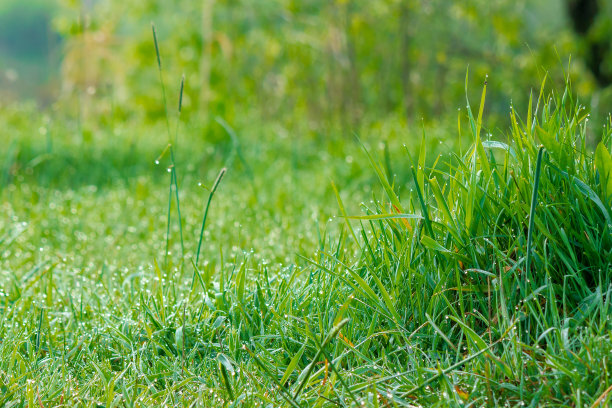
[[152, 23, 185, 264], [171, 76, 186, 258]]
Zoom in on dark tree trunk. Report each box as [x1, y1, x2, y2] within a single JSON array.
[[566, 0, 612, 87]]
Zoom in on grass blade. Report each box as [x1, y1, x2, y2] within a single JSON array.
[[526, 147, 544, 283], [196, 168, 226, 265]]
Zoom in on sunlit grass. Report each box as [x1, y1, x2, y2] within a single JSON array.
[[1, 75, 611, 407]]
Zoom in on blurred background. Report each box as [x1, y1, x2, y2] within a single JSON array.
[[1, 0, 611, 131], [1, 0, 612, 201]]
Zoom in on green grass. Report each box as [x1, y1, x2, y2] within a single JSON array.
[[1, 76, 612, 408]]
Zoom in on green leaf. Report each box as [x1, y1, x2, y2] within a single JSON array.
[[573, 176, 612, 228], [482, 140, 516, 158], [538, 128, 561, 164], [175, 327, 184, 353], [475, 81, 491, 180], [411, 166, 434, 236], [217, 353, 235, 400], [280, 342, 307, 386], [421, 235, 451, 253], [595, 142, 612, 200], [217, 353, 235, 374], [344, 213, 422, 221], [526, 147, 544, 280], [426, 313, 457, 352], [334, 294, 354, 326], [429, 177, 461, 243], [236, 261, 247, 304]]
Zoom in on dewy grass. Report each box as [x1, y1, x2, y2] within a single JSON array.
[[0, 75, 610, 406]]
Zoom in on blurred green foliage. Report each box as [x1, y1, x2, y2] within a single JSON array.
[[43, 0, 610, 133], [3, 0, 612, 190]]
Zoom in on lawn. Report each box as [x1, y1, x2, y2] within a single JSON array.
[[2, 76, 611, 406], [1, 1, 612, 407]]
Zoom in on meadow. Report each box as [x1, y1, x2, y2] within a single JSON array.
[[1, 1, 612, 407]]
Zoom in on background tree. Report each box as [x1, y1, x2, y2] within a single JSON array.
[[566, 0, 612, 87], [3, 0, 610, 134]]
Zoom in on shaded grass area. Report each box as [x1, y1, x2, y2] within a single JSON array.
[[0, 82, 611, 407]]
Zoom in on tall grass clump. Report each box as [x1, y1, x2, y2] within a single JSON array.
[[186, 79, 611, 407], [312, 78, 612, 405]]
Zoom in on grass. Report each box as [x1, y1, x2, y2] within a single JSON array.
[[1, 67, 612, 407]]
